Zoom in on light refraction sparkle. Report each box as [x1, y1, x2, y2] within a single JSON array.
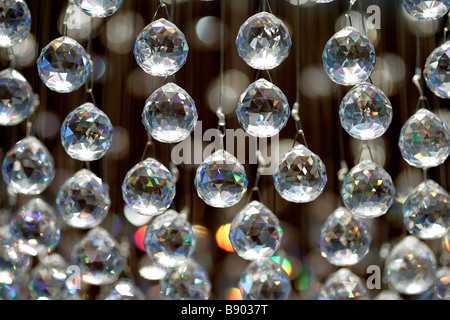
[[194, 150, 248, 208], [74, 0, 124, 17], [402, 0, 449, 20], [239, 258, 292, 300], [385, 236, 437, 295], [37, 36, 90, 93], [424, 41, 450, 98], [56, 169, 111, 229], [0, 237, 31, 285], [398, 108, 450, 168], [322, 26, 376, 86], [134, 18, 189, 77], [339, 82, 393, 140], [319, 207, 371, 266], [60, 103, 113, 162], [319, 268, 369, 300], [236, 78, 290, 138], [229, 201, 283, 261], [142, 82, 198, 143], [122, 158, 176, 216], [236, 12, 291, 70], [0, 0, 31, 47], [421, 267, 450, 300], [273, 144, 327, 203], [102, 279, 145, 300], [341, 160, 395, 219], [144, 210, 197, 268], [1, 136, 55, 195]]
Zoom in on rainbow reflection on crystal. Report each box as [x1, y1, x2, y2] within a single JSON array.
[[74, 0, 124, 17], [0, 0, 31, 47], [102, 279, 145, 300], [0, 237, 31, 285], [424, 41, 450, 98], [319, 268, 369, 300], [402, 0, 449, 20]]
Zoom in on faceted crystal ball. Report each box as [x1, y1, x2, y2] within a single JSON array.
[[323, 26, 376, 86], [236, 12, 291, 70], [319, 268, 369, 300], [103, 279, 145, 300], [56, 169, 111, 229], [0, 237, 31, 285], [239, 258, 292, 300], [273, 144, 327, 203], [421, 267, 450, 300], [74, 0, 124, 17], [341, 160, 395, 219], [319, 207, 371, 266], [72, 227, 124, 285], [144, 210, 197, 268], [374, 290, 403, 300], [0, 68, 34, 126], [339, 82, 393, 140], [10, 198, 61, 256], [398, 108, 450, 168], [236, 79, 290, 138], [0, 0, 31, 47], [61, 103, 113, 161], [403, 180, 450, 239], [1, 136, 55, 195], [122, 158, 176, 216], [134, 18, 189, 77], [195, 150, 248, 208], [385, 236, 437, 295], [160, 259, 211, 300], [37, 36, 90, 93], [229, 201, 283, 261], [403, 0, 449, 20], [424, 41, 450, 99], [142, 82, 198, 143]]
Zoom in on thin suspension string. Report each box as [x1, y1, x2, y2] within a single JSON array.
[[152, 0, 171, 22], [444, 11, 450, 43], [163, 0, 177, 85], [357, 0, 366, 34], [258, 0, 273, 14], [356, 141, 374, 163], [217, 0, 226, 152], [246, 150, 265, 203], [412, 22, 430, 111], [344, 0, 357, 27], [140, 128, 157, 161], [83, 18, 96, 105]]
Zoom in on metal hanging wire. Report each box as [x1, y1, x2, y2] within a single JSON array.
[[258, 0, 273, 14], [83, 18, 96, 105], [217, 0, 226, 154], [152, 0, 172, 22]]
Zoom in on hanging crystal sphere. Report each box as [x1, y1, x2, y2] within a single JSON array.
[[229, 201, 283, 261], [28, 254, 77, 300], [385, 236, 437, 295], [74, 0, 124, 17], [10, 198, 61, 256], [236, 12, 291, 70], [134, 18, 189, 77], [0, 0, 31, 47], [144, 210, 197, 268], [122, 158, 176, 216], [195, 150, 248, 208], [339, 82, 393, 140], [102, 279, 145, 300], [72, 227, 124, 285], [142, 82, 198, 143], [273, 144, 327, 203], [398, 108, 450, 168], [160, 259, 211, 300], [2, 136, 55, 195], [424, 41, 450, 98], [239, 258, 292, 300], [37, 36, 90, 93], [403, 0, 449, 20], [319, 207, 371, 266], [341, 160, 395, 219], [56, 169, 110, 229], [0, 237, 31, 285], [374, 290, 403, 300], [236, 79, 290, 137], [322, 26, 376, 86], [421, 267, 450, 300], [319, 268, 369, 300], [61, 103, 113, 162], [0, 68, 34, 126]]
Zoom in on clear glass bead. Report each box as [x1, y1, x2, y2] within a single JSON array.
[[56, 169, 110, 229], [134, 18, 189, 77], [122, 158, 176, 216], [74, 0, 124, 17], [424, 41, 450, 98], [144, 210, 196, 268], [374, 290, 403, 300], [322, 26, 376, 86], [398, 108, 450, 168], [236, 12, 291, 70], [142, 82, 197, 143], [0, 68, 34, 126], [37, 36, 90, 93], [403, 0, 449, 20], [341, 160, 395, 219], [194, 150, 248, 208], [0, 237, 31, 285], [339, 82, 393, 140], [1, 136, 55, 195], [0, 0, 31, 47], [60, 103, 113, 161], [319, 207, 371, 266], [421, 267, 450, 300], [236, 79, 290, 138], [385, 236, 437, 295], [229, 201, 283, 261], [102, 279, 145, 300], [273, 144, 327, 203], [319, 268, 369, 300]]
